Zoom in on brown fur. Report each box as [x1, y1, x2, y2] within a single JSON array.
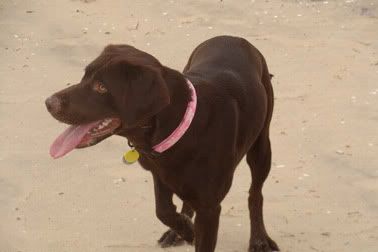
[[46, 36, 279, 252]]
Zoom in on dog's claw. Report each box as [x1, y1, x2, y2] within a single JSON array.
[[249, 236, 279, 252], [158, 229, 185, 248]]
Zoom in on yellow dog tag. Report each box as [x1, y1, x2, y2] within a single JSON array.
[[123, 149, 140, 164]]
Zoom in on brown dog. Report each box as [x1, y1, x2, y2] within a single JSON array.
[[45, 36, 278, 252]]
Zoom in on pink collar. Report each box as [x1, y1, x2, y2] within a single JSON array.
[[152, 79, 197, 153]]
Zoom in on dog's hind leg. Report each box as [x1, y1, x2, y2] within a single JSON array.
[[246, 129, 279, 252]]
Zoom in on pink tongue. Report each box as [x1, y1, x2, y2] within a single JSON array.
[[49, 121, 100, 159]]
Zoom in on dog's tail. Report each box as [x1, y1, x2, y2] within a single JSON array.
[[259, 54, 274, 130]]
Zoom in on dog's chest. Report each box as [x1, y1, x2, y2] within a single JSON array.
[[139, 155, 198, 196]]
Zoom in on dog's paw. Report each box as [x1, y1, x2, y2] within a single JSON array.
[[158, 229, 185, 248], [248, 236, 279, 252]]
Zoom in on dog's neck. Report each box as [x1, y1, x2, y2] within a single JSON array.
[[121, 67, 190, 154], [151, 67, 191, 148]]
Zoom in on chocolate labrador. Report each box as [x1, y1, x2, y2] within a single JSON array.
[[45, 35, 278, 252]]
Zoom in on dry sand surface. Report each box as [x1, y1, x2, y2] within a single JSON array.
[[1, 0, 378, 251]]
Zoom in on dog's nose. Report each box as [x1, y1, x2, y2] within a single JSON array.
[[45, 95, 62, 114]]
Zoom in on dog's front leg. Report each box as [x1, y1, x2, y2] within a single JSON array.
[[153, 174, 194, 247], [194, 205, 221, 252], [158, 201, 195, 246]]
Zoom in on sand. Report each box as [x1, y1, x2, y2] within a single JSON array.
[[1, 0, 377, 251]]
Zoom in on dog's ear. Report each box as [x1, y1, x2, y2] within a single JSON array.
[[101, 59, 170, 127]]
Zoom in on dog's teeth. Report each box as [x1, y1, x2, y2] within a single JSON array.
[[92, 119, 114, 134], [101, 119, 111, 127]]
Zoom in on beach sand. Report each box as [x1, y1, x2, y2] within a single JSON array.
[[1, 0, 377, 251]]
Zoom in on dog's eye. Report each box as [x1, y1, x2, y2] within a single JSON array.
[[93, 82, 107, 94]]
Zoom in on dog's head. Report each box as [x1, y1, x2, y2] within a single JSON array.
[[45, 45, 170, 158]]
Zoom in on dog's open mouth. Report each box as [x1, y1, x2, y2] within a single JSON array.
[[50, 118, 121, 159]]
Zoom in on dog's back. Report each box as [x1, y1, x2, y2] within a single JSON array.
[[184, 36, 265, 83], [184, 35, 273, 158]]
